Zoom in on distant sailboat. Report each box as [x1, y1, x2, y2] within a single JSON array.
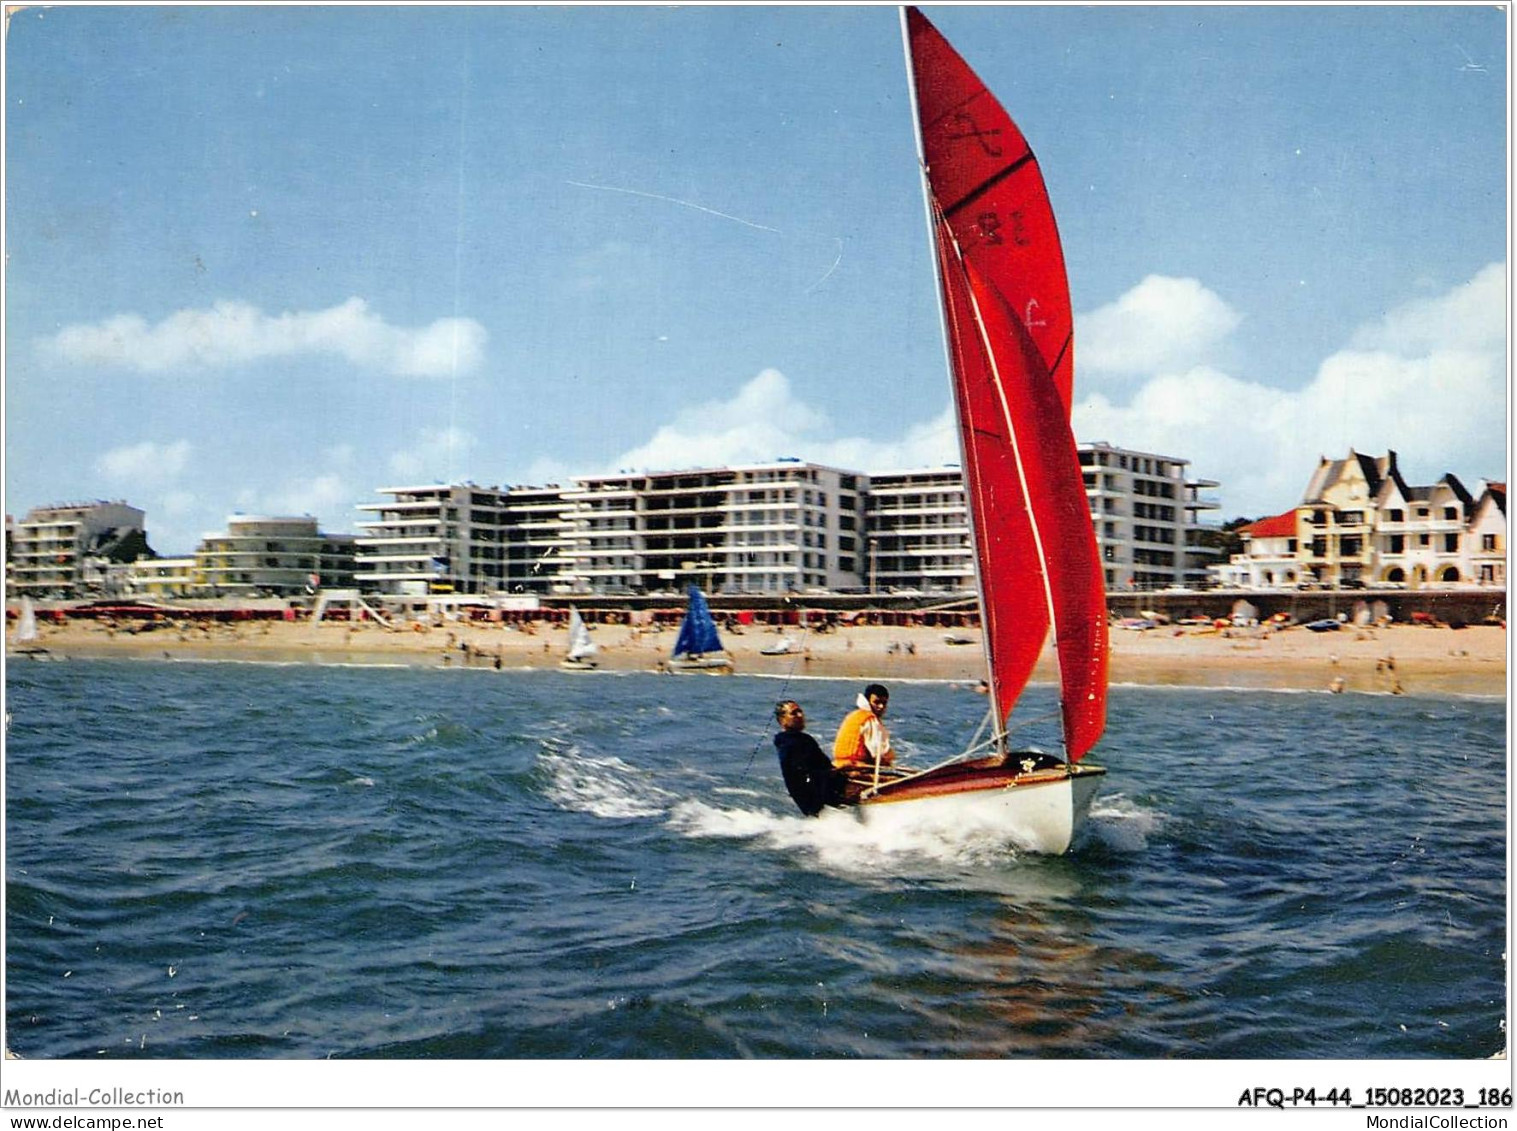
[[9, 596, 48, 657], [784, 8, 1108, 853], [559, 606, 599, 670], [666, 586, 734, 674]]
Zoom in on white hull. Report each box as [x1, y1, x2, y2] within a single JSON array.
[[845, 763, 1104, 855], [559, 658, 598, 671], [665, 655, 734, 674]]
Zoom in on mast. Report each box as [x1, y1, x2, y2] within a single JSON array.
[[899, 7, 1005, 750]]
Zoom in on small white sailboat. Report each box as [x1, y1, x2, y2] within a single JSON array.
[[759, 636, 797, 656], [665, 586, 733, 674], [797, 9, 1110, 854], [8, 596, 48, 657], [559, 606, 599, 670]]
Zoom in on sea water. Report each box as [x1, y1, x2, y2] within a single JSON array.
[[4, 659, 1506, 1059]]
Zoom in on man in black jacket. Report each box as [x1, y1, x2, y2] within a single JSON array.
[[773, 699, 847, 816]]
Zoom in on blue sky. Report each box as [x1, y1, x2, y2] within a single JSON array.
[[5, 3, 1508, 554]]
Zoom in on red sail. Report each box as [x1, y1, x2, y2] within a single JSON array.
[[906, 7, 1074, 411], [933, 214, 1049, 722], [959, 255, 1108, 760]]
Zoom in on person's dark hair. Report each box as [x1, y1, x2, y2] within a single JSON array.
[[774, 699, 800, 722], [864, 683, 889, 700]]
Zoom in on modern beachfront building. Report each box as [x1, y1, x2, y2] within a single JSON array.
[[864, 468, 974, 595], [1080, 443, 1221, 590], [558, 461, 867, 595], [862, 444, 1221, 596], [353, 484, 508, 596], [352, 483, 579, 597], [501, 485, 575, 595], [1213, 451, 1503, 589], [345, 447, 1223, 600], [194, 516, 357, 597], [7, 500, 148, 598]]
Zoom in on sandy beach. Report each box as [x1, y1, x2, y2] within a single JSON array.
[[12, 613, 1507, 698]]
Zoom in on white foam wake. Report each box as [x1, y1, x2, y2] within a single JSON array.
[[538, 745, 675, 820]]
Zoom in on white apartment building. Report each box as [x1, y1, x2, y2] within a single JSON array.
[[353, 483, 578, 597], [1077, 443, 1219, 590], [865, 468, 973, 594], [196, 516, 357, 597], [1080, 443, 1220, 590], [560, 462, 867, 595], [864, 445, 1220, 596], [8, 501, 147, 598], [502, 485, 574, 594], [345, 448, 1219, 599], [354, 484, 508, 596]]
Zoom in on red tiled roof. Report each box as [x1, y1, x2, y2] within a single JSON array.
[[1242, 511, 1296, 539]]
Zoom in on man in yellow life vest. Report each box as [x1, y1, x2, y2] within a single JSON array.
[[832, 683, 894, 770]]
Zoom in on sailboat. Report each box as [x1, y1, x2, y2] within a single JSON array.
[[8, 596, 48, 657], [665, 585, 734, 674], [559, 606, 599, 670], [819, 8, 1109, 853]]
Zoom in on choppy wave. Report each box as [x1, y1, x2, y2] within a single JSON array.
[[5, 661, 1505, 1060]]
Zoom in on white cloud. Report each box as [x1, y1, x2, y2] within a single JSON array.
[[1079, 275, 1241, 381], [255, 473, 355, 520], [1349, 263, 1505, 355], [1073, 263, 1507, 516], [96, 439, 193, 487], [159, 490, 197, 517], [600, 265, 1503, 522], [604, 368, 958, 476], [388, 426, 477, 481], [41, 298, 486, 378], [605, 369, 825, 472]]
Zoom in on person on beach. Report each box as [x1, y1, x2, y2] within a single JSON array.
[[773, 700, 846, 817], [833, 684, 894, 770]]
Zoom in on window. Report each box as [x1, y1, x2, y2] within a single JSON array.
[[1443, 534, 1458, 553], [1482, 534, 1498, 552], [1387, 509, 1404, 523], [1444, 507, 1457, 521]]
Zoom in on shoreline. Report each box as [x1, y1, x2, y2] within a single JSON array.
[[10, 619, 1507, 698]]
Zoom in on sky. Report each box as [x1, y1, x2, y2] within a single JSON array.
[[4, 3, 1508, 555]]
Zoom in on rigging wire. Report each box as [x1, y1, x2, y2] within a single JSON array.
[[740, 604, 815, 777]]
